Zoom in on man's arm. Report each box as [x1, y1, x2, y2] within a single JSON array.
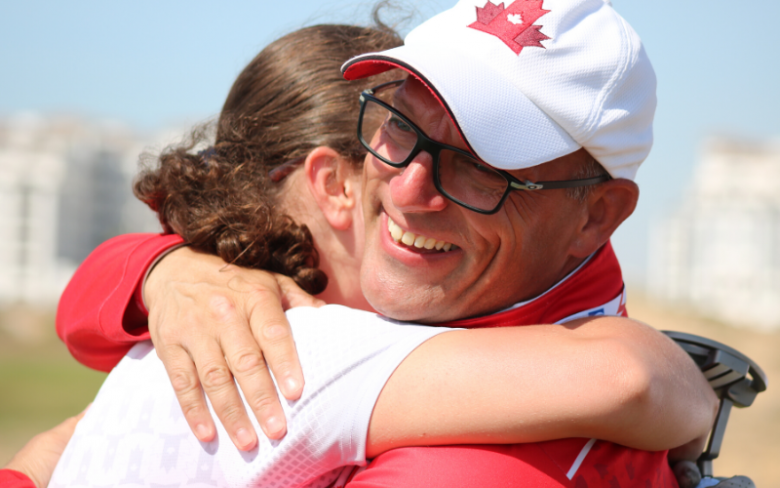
[[58, 241, 715, 458], [134, 249, 716, 458], [56, 233, 184, 372], [49, 312, 714, 488], [143, 247, 324, 449], [0, 470, 36, 488], [56, 236, 313, 451], [2, 409, 87, 488]]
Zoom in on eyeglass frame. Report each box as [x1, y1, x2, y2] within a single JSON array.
[[357, 79, 611, 215]]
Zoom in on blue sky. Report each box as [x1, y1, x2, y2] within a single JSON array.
[[2, 0, 779, 283]]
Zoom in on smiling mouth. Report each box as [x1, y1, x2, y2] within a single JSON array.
[[387, 217, 458, 252]]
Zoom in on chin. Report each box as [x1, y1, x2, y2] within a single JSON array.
[[365, 289, 447, 323], [378, 304, 423, 322]]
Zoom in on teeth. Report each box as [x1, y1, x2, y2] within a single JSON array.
[[388, 217, 456, 252], [390, 223, 403, 242]]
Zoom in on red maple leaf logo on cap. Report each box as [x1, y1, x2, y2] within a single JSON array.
[[469, 0, 551, 55]]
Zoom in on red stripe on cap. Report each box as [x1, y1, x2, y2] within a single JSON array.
[[343, 57, 479, 161], [343, 59, 398, 81]]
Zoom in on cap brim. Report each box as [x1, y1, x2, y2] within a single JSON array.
[[344, 55, 480, 158], [343, 45, 580, 171]]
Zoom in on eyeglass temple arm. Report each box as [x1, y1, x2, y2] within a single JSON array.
[[509, 174, 611, 191]]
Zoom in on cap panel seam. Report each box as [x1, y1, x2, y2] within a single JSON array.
[[583, 10, 633, 139]]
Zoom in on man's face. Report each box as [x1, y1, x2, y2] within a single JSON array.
[[359, 77, 592, 323]]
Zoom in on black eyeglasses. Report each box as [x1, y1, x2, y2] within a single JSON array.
[[358, 80, 611, 214]]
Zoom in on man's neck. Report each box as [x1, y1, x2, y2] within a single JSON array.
[[440, 242, 624, 329]]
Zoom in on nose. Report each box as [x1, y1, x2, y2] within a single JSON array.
[[388, 151, 449, 213]]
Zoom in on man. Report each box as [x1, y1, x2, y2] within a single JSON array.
[[333, 1, 685, 485], [54, 0, 721, 486]]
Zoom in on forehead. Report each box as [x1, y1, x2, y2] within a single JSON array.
[[394, 77, 443, 113], [388, 77, 587, 179], [392, 77, 469, 150]]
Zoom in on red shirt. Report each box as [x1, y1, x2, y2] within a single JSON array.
[[0, 469, 36, 488], [342, 242, 677, 488], [56, 233, 183, 372], [56, 234, 677, 488]]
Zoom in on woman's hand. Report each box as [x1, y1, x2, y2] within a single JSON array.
[[4, 408, 87, 488], [144, 246, 324, 451]]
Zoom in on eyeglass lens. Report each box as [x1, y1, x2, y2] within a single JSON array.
[[361, 98, 510, 212]]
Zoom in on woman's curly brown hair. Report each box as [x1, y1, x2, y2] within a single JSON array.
[[134, 23, 402, 294]]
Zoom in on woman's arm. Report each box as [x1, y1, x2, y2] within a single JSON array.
[[367, 317, 717, 457]]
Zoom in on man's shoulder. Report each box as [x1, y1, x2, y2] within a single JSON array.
[[285, 304, 379, 324], [284, 305, 447, 339]]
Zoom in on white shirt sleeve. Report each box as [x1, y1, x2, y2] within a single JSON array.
[[48, 305, 455, 488]]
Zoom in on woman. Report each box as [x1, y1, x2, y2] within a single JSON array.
[[53, 21, 713, 488]]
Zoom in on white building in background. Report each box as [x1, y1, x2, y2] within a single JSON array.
[[648, 137, 780, 330], [0, 114, 163, 306]]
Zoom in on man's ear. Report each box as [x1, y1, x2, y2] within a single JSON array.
[[569, 179, 639, 258], [304, 146, 357, 231]]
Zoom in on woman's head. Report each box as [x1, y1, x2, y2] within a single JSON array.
[[135, 23, 402, 297], [218, 24, 400, 166]]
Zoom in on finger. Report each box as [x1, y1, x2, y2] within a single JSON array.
[[159, 345, 218, 444], [193, 341, 258, 451], [221, 327, 288, 440], [671, 461, 701, 488], [275, 274, 326, 309], [244, 284, 305, 402]]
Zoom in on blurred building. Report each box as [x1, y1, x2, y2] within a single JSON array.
[[648, 137, 780, 330], [0, 114, 162, 307]]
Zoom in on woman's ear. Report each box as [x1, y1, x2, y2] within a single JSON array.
[[569, 178, 639, 258], [304, 146, 358, 231]]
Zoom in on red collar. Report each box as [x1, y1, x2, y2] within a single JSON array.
[[441, 242, 625, 329]]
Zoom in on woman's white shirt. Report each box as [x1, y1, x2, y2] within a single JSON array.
[[49, 305, 454, 488]]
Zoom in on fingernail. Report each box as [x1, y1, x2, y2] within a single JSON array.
[[284, 377, 300, 394], [195, 423, 210, 440], [236, 428, 256, 450], [266, 416, 286, 438]]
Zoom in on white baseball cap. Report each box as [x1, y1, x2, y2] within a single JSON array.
[[342, 0, 656, 180]]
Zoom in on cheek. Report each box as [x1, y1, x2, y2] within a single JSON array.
[[363, 157, 404, 211], [467, 205, 530, 251], [522, 206, 583, 267], [365, 154, 402, 183], [475, 202, 565, 270], [503, 193, 580, 240], [361, 162, 381, 206], [351, 196, 367, 255]]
